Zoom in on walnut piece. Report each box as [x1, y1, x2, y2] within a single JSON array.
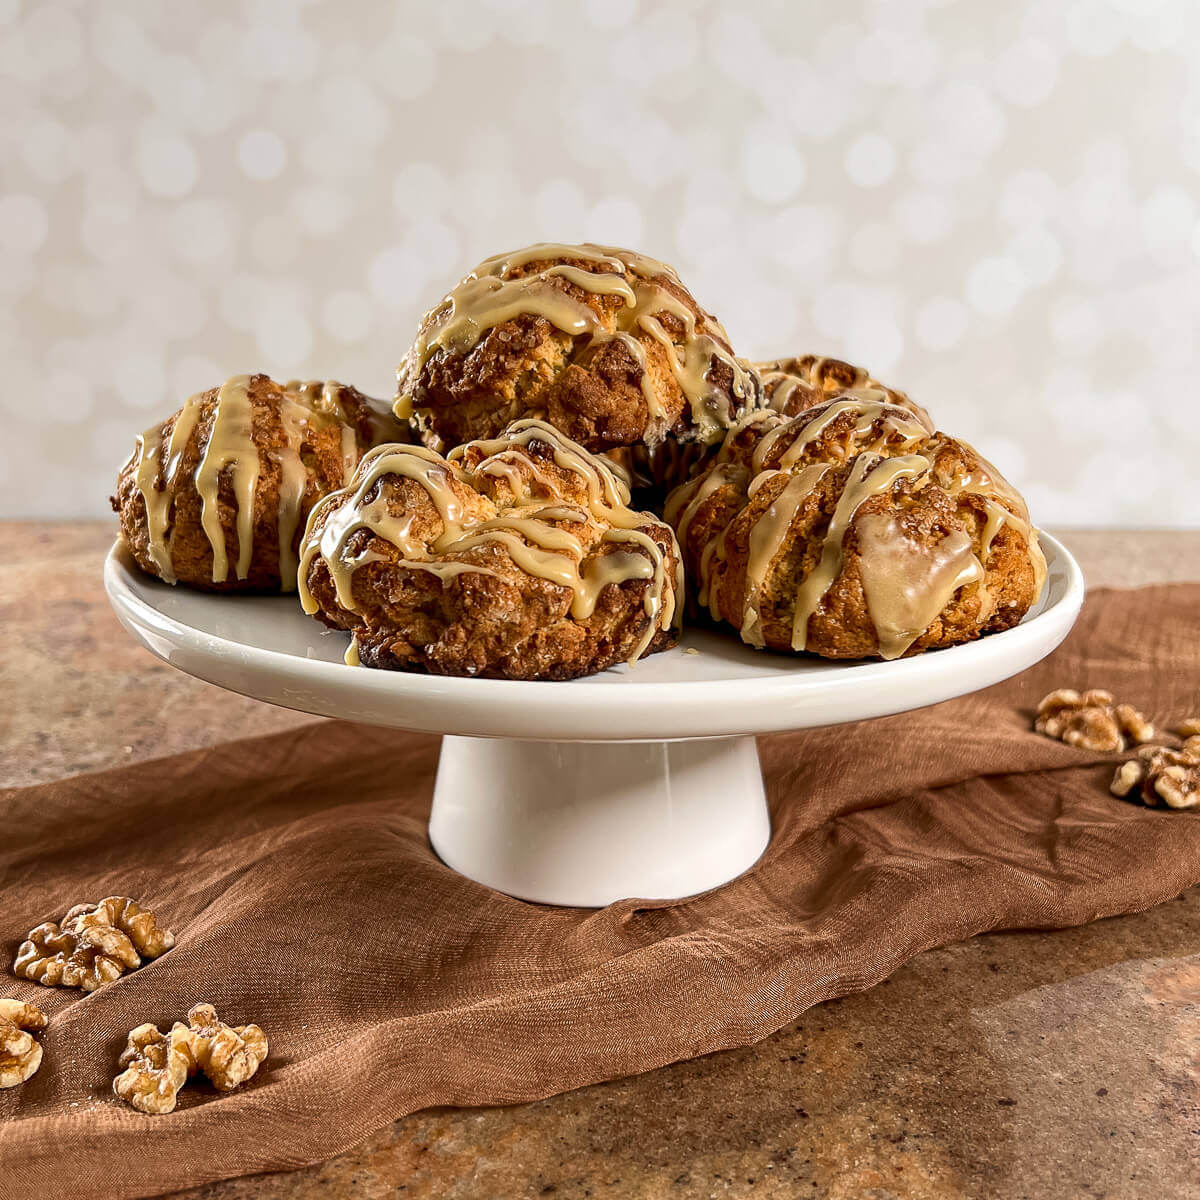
[[174, 1004, 269, 1092], [1176, 717, 1200, 738], [1113, 703, 1155, 745], [0, 998, 47, 1089], [1110, 744, 1200, 811], [1033, 689, 1155, 753], [114, 1023, 192, 1114], [114, 1004, 268, 1114], [14, 897, 174, 992]]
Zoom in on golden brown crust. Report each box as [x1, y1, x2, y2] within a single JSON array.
[[665, 401, 1045, 660], [755, 354, 934, 429], [113, 376, 410, 592], [300, 422, 682, 680], [397, 244, 761, 453]]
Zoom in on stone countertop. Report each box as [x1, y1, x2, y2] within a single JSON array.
[[4, 523, 1199, 1199]]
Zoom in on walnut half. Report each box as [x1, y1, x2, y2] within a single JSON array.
[[0, 998, 48, 1089], [174, 1004, 269, 1092], [114, 1023, 192, 1114], [1034, 689, 1156, 754], [1111, 744, 1200, 811], [14, 897, 174, 992]]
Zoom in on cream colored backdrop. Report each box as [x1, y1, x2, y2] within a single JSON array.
[[2, 0, 1197, 524]]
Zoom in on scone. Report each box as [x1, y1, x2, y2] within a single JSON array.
[[113, 374, 410, 591], [664, 396, 1046, 659], [298, 418, 682, 680], [755, 354, 934, 429], [396, 243, 761, 453]]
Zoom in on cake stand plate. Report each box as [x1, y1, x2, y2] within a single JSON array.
[[104, 535, 1083, 906]]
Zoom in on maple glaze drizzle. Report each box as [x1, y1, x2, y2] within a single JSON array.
[[749, 397, 929, 476], [398, 243, 758, 441], [740, 464, 830, 648], [789, 454, 930, 653], [128, 376, 373, 590], [855, 515, 984, 660], [298, 419, 681, 667], [754, 355, 935, 431], [194, 376, 261, 583], [132, 395, 203, 583], [930, 437, 1048, 612]]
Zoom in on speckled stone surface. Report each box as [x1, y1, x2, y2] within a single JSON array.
[[6, 523, 1200, 1199]]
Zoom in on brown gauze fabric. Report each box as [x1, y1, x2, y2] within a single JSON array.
[[2, 585, 1199, 1197]]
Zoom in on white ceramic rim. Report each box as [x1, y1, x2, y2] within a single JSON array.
[[104, 533, 1084, 743]]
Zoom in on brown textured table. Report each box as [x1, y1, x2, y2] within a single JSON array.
[[5, 523, 1199, 1199]]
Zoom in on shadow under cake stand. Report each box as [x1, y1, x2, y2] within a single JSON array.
[[104, 534, 1083, 908]]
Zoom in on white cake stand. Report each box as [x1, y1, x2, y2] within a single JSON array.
[[104, 535, 1083, 907]]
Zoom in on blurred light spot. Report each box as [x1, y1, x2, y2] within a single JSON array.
[[1051, 299, 1103, 354], [742, 121, 806, 204], [849, 223, 899, 275], [534, 179, 588, 235], [291, 184, 351, 237], [1141, 185, 1196, 263], [323, 291, 373, 343], [583, 0, 638, 28], [171, 355, 223, 399], [966, 258, 1025, 316], [373, 34, 437, 99], [893, 191, 954, 244], [915, 297, 968, 350], [46, 369, 94, 423], [847, 312, 904, 370], [764, 204, 843, 275], [393, 161, 447, 210], [250, 216, 299, 269], [1006, 226, 1064, 288], [136, 128, 197, 198], [998, 170, 1060, 226], [584, 197, 645, 247], [238, 129, 287, 181], [1066, 0, 1125, 56], [115, 349, 167, 410], [368, 245, 426, 309], [0, 193, 49, 255], [845, 133, 896, 188], [21, 115, 77, 183], [993, 39, 1059, 107], [168, 200, 236, 266], [255, 301, 312, 370]]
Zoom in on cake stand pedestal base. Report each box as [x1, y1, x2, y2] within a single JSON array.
[[429, 735, 770, 907]]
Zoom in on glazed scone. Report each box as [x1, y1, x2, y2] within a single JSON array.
[[755, 355, 934, 429], [396, 243, 761, 454], [114, 375, 411, 592], [299, 419, 682, 680], [664, 397, 1046, 660]]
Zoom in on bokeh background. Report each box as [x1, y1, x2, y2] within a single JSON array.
[[2, 0, 1197, 524]]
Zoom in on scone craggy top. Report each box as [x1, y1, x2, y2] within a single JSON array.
[[396, 243, 761, 452], [298, 418, 682, 677], [665, 396, 1047, 660], [754, 353, 934, 430]]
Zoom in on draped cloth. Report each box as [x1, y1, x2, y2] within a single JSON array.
[[2, 585, 1198, 1198]]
